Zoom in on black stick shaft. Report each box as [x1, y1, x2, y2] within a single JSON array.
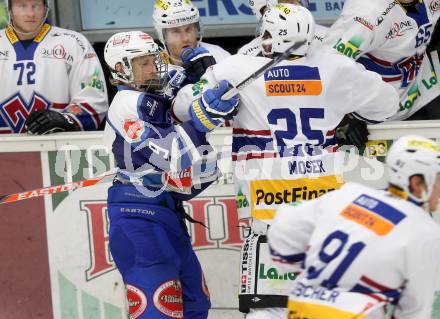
[[221, 40, 306, 100]]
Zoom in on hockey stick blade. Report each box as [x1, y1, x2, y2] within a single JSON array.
[[221, 40, 307, 100], [0, 173, 116, 205]]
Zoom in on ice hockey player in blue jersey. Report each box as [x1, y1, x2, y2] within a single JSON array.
[[102, 31, 238, 319]]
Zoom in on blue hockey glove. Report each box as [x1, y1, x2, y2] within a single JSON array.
[[162, 68, 187, 101], [190, 98, 222, 133], [181, 47, 216, 83], [202, 80, 239, 120], [189, 80, 239, 133]]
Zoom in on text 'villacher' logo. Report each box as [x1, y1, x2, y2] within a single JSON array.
[[153, 280, 184, 318], [126, 284, 147, 319]]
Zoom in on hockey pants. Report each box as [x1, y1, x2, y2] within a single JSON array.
[[107, 184, 210, 319]]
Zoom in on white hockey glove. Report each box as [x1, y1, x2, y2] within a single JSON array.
[[190, 80, 239, 132]]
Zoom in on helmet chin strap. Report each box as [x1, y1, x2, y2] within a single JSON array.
[[167, 50, 183, 66], [8, 7, 49, 38]]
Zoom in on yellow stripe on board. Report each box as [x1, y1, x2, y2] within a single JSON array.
[[251, 209, 276, 220], [288, 300, 366, 319]]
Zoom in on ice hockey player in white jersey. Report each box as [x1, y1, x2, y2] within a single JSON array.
[[103, 30, 239, 319], [172, 3, 399, 318], [237, 0, 328, 56], [0, 0, 108, 134], [152, 0, 230, 81], [320, 0, 440, 121], [268, 135, 440, 319], [153, 0, 232, 124], [152, 0, 230, 65]]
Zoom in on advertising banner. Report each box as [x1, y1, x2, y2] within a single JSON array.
[[1, 124, 440, 318], [79, 0, 346, 30], [40, 141, 247, 319]]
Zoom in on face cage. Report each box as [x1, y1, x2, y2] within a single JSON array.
[[133, 52, 169, 94]]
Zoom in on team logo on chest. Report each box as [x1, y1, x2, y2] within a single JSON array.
[[396, 53, 424, 88], [0, 92, 51, 133], [385, 20, 413, 39], [123, 119, 146, 142]]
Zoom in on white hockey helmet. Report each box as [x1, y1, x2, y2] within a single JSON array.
[[386, 135, 440, 205], [249, 0, 310, 20], [104, 31, 168, 92], [152, 0, 202, 47], [249, 0, 277, 20], [260, 3, 315, 56], [279, 0, 310, 8]]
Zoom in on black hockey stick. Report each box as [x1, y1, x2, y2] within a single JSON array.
[[221, 40, 306, 100]]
